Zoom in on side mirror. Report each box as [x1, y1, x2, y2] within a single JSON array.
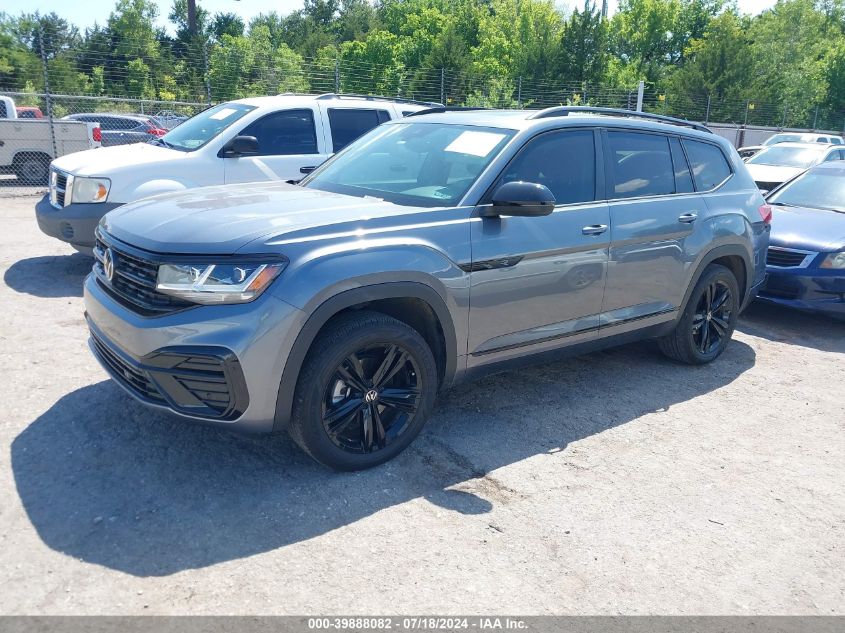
[[220, 135, 259, 157], [482, 181, 556, 217]]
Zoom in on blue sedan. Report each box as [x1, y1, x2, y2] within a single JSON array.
[[757, 161, 845, 317]]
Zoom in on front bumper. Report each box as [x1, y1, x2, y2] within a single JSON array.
[[35, 194, 121, 248], [83, 272, 307, 432], [757, 266, 845, 317]]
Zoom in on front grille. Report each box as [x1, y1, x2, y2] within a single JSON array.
[[90, 329, 166, 403], [766, 247, 813, 268], [50, 168, 68, 207], [93, 231, 193, 316]]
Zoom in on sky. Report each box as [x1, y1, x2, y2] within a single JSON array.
[[3, 0, 780, 33]]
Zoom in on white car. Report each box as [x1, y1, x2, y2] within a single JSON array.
[[744, 142, 845, 192], [36, 93, 436, 252]]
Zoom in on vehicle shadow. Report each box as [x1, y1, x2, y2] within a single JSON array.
[[739, 302, 845, 354], [3, 254, 91, 298], [11, 339, 756, 577]]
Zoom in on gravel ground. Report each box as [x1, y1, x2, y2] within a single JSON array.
[[0, 195, 843, 615]]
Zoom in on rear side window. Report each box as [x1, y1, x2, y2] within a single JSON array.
[[682, 139, 732, 190], [239, 109, 318, 155], [608, 131, 675, 198], [496, 129, 596, 205], [669, 137, 694, 194], [0, 101, 6, 118], [328, 108, 387, 152]]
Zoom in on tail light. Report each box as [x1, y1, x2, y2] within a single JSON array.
[[146, 127, 168, 136], [92, 126, 102, 143], [758, 204, 772, 224]]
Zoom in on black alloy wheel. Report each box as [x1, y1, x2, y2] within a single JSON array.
[[691, 279, 733, 354], [322, 343, 422, 454]]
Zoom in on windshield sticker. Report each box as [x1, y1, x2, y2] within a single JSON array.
[[445, 131, 507, 157], [209, 107, 239, 120]]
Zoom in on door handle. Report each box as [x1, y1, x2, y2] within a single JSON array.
[[300, 166, 316, 174], [678, 212, 698, 223], [582, 224, 608, 236]]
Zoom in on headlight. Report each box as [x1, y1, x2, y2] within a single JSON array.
[[820, 251, 845, 269], [156, 260, 287, 304], [70, 176, 110, 203]]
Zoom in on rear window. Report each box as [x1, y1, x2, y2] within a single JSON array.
[[608, 131, 675, 198], [682, 140, 732, 190], [328, 108, 388, 152]]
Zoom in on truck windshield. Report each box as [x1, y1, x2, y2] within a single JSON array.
[[158, 103, 255, 151], [303, 122, 515, 207]]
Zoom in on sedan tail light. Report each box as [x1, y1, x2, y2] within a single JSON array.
[[92, 126, 102, 143], [146, 127, 168, 136], [758, 204, 772, 224]]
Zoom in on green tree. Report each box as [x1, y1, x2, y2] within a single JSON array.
[[557, 0, 608, 84]]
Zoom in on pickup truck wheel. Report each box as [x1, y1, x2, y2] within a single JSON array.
[[288, 310, 438, 471], [658, 264, 739, 365], [14, 153, 50, 185]]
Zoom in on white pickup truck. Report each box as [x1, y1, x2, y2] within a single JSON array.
[[37, 93, 437, 252], [0, 95, 101, 185]]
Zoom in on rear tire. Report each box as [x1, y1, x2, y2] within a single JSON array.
[[288, 310, 438, 471], [658, 264, 740, 365], [14, 153, 50, 185]]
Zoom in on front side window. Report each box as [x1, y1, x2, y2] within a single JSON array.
[[608, 131, 675, 198], [160, 102, 255, 152], [683, 139, 732, 190], [493, 129, 596, 205], [328, 108, 389, 152], [238, 109, 318, 155], [304, 122, 515, 207]]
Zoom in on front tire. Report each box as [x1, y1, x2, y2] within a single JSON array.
[[288, 310, 438, 471], [658, 264, 740, 365]]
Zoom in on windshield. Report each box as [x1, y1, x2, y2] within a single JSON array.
[[768, 168, 845, 212], [763, 134, 804, 146], [747, 145, 826, 168], [158, 102, 255, 151], [303, 122, 515, 207]]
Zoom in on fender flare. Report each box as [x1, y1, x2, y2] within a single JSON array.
[[678, 243, 753, 317], [273, 282, 458, 431]]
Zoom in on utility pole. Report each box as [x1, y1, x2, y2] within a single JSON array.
[[188, 0, 197, 36], [635, 80, 644, 112]]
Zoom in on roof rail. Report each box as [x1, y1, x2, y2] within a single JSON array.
[[527, 106, 712, 133], [314, 93, 443, 107], [405, 106, 491, 117]]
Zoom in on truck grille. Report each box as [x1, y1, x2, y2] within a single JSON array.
[[50, 168, 69, 208], [93, 230, 194, 316], [766, 247, 813, 268]]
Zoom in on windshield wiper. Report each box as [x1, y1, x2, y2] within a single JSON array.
[[149, 137, 174, 149]]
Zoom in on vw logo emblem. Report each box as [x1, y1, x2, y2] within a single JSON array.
[[103, 247, 115, 282], [364, 389, 379, 403]]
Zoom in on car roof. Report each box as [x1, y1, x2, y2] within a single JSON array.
[[231, 93, 436, 110], [761, 141, 837, 149], [70, 112, 150, 120], [390, 108, 721, 142]]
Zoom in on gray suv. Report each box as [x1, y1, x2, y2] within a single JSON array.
[[83, 107, 770, 470]]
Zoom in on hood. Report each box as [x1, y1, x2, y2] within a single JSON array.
[[51, 142, 183, 176], [769, 204, 845, 252], [100, 181, 436, 254], [745, 163, 804, 186]]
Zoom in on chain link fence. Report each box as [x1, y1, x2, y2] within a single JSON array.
[[3, 24, 844, 187]]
